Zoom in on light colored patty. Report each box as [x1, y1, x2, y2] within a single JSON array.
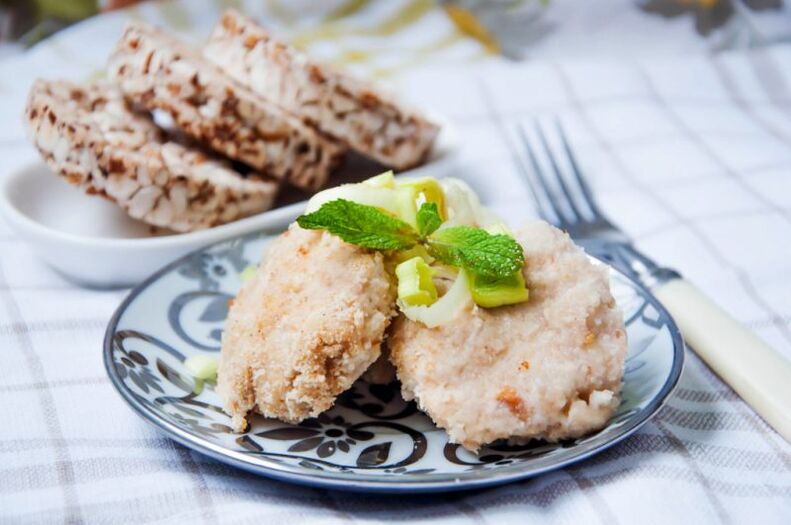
[[108, 22, 345, 191], [24, 79, 278, 232], [204, 10, 439, 170], [389, 221, 627, 451], [218, 225, 396, 431]]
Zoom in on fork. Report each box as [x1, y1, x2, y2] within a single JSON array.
[[517, 121, 791, 443]]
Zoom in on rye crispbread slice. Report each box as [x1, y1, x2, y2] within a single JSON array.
[[204, 10, 439, 170], [25, 79, 279, 232], [108, 22, 344, 191]]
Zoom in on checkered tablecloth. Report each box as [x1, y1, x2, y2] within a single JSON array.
[[1, 1, 790, 523]]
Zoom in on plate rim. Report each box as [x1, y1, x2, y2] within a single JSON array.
[[103, 231, 685, 493]]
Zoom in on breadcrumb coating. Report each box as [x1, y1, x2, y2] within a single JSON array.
[[388, 221, 627, 451], [218, 225, 396, 431]]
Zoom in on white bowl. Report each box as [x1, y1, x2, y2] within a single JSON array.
[[0, 125, 458, 288]]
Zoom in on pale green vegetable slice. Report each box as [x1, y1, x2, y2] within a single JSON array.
[[306, 184, 400, 215], [396, 256, 438, 306], [391, 244, 435, 264], [430, 264, 460, 281], [239, 265, 257, 282], [305, 183, 420, 227], [468, 270, 529, 308], [306, 173, 460, 229], [184, 354, 219, 381], [440, 178, 500, 228], [397, 177, 447, 219], [363, 170, 395, 188], [473, 224, 529, 307], [393, 186, 419, 227], [399, 268, 473, 327]]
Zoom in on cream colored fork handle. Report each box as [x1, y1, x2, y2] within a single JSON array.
[[655, 278, 791, 442]]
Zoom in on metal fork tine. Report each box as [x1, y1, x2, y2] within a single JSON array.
[[515, 151, 553, 222], [517, 126, 568, 226], [534, 122, 583, 222], [555, 120, 604, 219], [515, 129, 557, 224]]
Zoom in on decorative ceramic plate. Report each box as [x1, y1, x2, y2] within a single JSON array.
[[104, 232, 684, 493]]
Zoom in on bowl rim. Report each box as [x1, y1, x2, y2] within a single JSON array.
[[0, 165, 304, 250], [0, 117, 458, 252]]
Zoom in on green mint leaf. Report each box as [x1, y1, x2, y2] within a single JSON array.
[[426, 226, 524, 278], [416, 202, 442, 238], [296, 199, 419, 251]]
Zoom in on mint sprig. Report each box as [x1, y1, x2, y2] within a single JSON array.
[[426, 227, 524, 278], [297, 199, 419, 250], [296, 199, 524, 278], [416, 202, 442, 237]]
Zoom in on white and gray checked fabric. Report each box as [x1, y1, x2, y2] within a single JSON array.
[[1, 1, 790, 523]]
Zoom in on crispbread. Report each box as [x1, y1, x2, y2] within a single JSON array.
[[109, 22, 345, 191], [204, 10, 439, 170], [25, 79, 279, 232]]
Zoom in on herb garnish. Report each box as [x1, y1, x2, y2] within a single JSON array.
[[297, 199, 523, 278]]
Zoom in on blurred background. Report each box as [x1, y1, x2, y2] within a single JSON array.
[[1, 0, 789, 61]]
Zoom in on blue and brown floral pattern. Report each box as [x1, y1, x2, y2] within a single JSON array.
[[259, 414, 374, 459], [178, 240, 248, 291], [113, 332, 164, 395]]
